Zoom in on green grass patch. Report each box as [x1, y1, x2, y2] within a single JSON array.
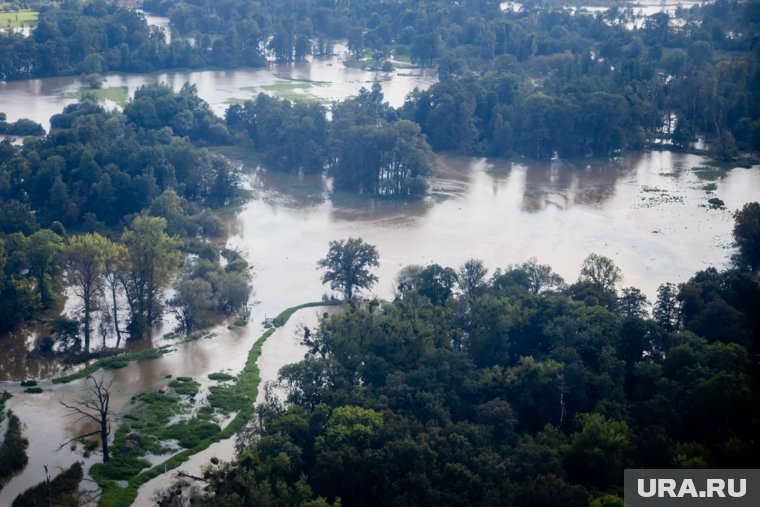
[[275, 90, 331, 104], [93, 301, 339, 507], [161, 419, 221, 448], [0, 10, 38, 29], [706, 156, 759, 169], [207, 383, 248, 413], [273, 301, 338, 327], [65, 87, 129, 107], [168, 377, 200, 396], [52, 346, 172, 384], [693, 165, 726, 181], [208, 372, 235, 381], [261, 82, 315, 91], [93, 454, 151, 481], [186, 331, 215, 342], [701, 182, 718, 193]]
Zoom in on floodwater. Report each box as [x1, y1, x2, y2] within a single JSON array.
[[2, 6, 759, 502], [140, 10, 172, 43], [0, 45, 434, 502], [501, 1, 712, 30], [0, 42, 436, 132], [127, 148, 760, 502], [132, 306, 339, 505], [3, 137, 758, 507], [229, 151, 757, 312]]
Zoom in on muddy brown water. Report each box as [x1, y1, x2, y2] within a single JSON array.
[[0, 44, 435, 503], [1, 23, 758, 505]]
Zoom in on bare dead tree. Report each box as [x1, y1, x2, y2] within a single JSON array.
[[58, 374, 112, 462]]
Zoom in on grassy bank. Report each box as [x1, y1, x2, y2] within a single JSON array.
[[0, 10, 38, 29], [93, 301, 341, 507], [52, 346, 172, 384], [65, 87, 129, 107]]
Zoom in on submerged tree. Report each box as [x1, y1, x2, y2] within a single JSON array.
[[26, 229, 65, 307], [102, 240, 129, 348], [170, 278, 215, 336], [65, 233, 110, 353], [59, 375, 112, 463], [331, 119, 433, 197], [317, 238, 379, 300], [121, 216, 181, 334]]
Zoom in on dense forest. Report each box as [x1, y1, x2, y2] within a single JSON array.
[[189, 238, 760, 506], [2, 0, 759, 160], [139, 0, 760, 158], [0, 85, 250, 345], [1, 0, 759, 347], [0, 1, 220, 80], [226, 84, 435, 196]]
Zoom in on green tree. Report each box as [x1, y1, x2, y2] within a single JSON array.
[[579, 253, 623, 293], [317, 238, 379, 300], [732, 202, 760, 272], [65, 233, 110, 353], [26, 229, 65, 307], [521, 258, 566, 294], [170, 278, 214, 335], [653, 282, 681, 331], [415, 264, 458, 305], [102, 240, 129, 347], [565, 413, 633, 490], [458, 258, 488, 297], [121, 216, 181, 332], [618, 287, 650, 319]]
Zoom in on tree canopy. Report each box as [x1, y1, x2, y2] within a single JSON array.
[[317, 238, 380, 300], [195, 255, 760, 507]]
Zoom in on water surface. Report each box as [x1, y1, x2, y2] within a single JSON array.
[[0, 42, 436, 132]]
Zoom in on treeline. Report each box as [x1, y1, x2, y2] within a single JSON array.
[[397, 1, 760, 158], [193, 252, 760, 506], [0, 86, 250, 344], [3, 1, 758, 159], [0, 1, 251, 81], [143, 0, 760, 156], [2, 84, 236, 231], [226, 84, 434, 196], [0, 113, 44, 136]]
